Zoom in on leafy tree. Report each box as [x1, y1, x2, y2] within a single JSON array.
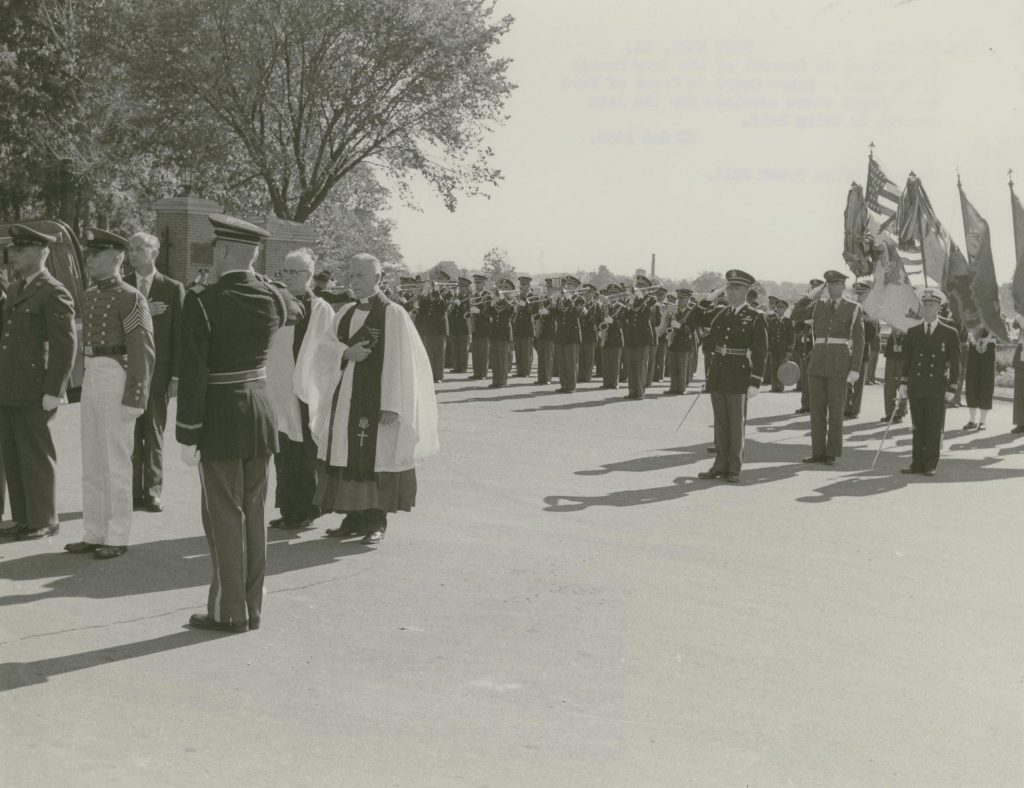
[[123, 0, 515, 222], [481, 246, 515, 283], [691, 270, 726, 292], [309, 165, 403, 267]]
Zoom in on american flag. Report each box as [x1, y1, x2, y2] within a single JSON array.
[[866, 156, 926, 271], [865, 156, 900, 223]]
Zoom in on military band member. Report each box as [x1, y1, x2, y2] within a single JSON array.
[[686, 270, 768, 482], [792, 278, 821, 413], [622, 288, 657, 400], [898, 289, 960, 476], [1012, 315, 1024, 434], [553, 276, 583, 393], [63, 229, 155, 558], [512, 274, 535, 376], [844, 281, 875, 417], [178, 214, 288, 633], [488, 281, 515, 388], [646, 286, 664, 386], [0, 225, 76, 541], [578, 284, 600, 383], [599, 285, 626, 389], [448, 276, 473, 373], [534, 280, 556, 385], [468, 273, 491, 380], [790, 270, 864, 466], [415, 272, 450, 383], [125, 231, 185, 513], [881, 328, 908, 423], [665, 288, 695, 395]]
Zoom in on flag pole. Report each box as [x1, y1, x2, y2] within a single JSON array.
[[911, 171, 930, 288]]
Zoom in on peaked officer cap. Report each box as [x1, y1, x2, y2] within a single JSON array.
[[8, 224, 57, 246], [82, 227, 129, 251], [208, 213, 270, 246]]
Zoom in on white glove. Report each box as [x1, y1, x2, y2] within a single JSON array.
[[601, 318, 612, 326], [747, 385, 759, 399], [180, 445, 200, 467], [538, 308, 549, 316], [897, 384, 908, 401], [670, 320, 681, 329], [944, 391, 955, 404], [470, 306, 480, 315], [846, 371, 860, 384], [41, 394, 62, 411], [122, 405, 144, 421]]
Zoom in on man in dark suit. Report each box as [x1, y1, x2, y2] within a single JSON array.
[[685, 270, 768, 482], [0, 225, 77, 540], [125, 232, 185, 513], [177, 214, 287, 633], [898, 289, 960, 476], [790, 270, 865, 466]]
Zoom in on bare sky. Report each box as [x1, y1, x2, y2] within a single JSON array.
[[388, 0, 1024, 285]]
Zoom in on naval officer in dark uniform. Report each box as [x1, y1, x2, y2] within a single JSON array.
[[898, 288, 960, 476], [685, 270, 768, 482], [177, 214, 288, 633], [0, 225, 76, 540]]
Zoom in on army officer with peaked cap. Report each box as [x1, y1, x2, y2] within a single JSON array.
[[177, 213, 288, 633], [0, 225, 77, 541]]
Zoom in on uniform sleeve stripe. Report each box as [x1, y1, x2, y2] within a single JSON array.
[[123, 301, 153, 334], [176, 420, 204, 429]]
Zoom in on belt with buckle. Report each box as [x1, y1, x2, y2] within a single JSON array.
[[84, 344, 127, 357], [208, 367, 267, 386], [814, 337, 852, 346], [715, 346, 749, 357]]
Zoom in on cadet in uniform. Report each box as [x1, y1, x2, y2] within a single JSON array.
[[534, 280, 556, 385], [898, 288, 960, 476], [577, 284, 600, 383], [512, 274, 535, 377], [177, 214, 288, 633], [553, 276, 583, 393], [0, 225, 76, 540], [64, 229, 155, 559], [685, 270, 768, 482], [790, 270, 864, 466]]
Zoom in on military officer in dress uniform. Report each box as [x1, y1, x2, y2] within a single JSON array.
[[553, 275, 583, 393], [790, 270, 864, 466], [177, 214, 288, 633], [598, 285, 625, 389], [64, 229, 155, 559], [125, 231, 185, 513], [898, 289, 960, 476], [0, 225, 76, 540], [882, 328, 908, 423], [685, 270, 768, 482]]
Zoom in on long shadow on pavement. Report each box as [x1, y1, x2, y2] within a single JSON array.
[[0, 631, 216, 692], [0, 532, 372, 607], [544, 435, 1024, 512]]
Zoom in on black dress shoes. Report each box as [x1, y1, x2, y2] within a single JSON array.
[[65, 540, 103, 553], [900, 466, 920, 475], [697, 469, 723, 480], [801, 456, 824, 464], [189, 613, 248, 634], [724, 474, 740, 483], [822, 456, 837, 466], [922, 469, 936, 477], [134, 497, 163, 512]]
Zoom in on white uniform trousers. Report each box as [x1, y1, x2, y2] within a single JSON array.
[[81, 357, 135, 546]]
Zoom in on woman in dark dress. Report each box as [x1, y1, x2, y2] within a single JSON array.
[[964, 327, 996, 430]]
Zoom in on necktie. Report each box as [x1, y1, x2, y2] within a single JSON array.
[[139, 277, 150, 299], [926, 324, 931, 337]]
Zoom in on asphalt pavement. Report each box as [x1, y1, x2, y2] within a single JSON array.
[[2, 369, 1022, 787]]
